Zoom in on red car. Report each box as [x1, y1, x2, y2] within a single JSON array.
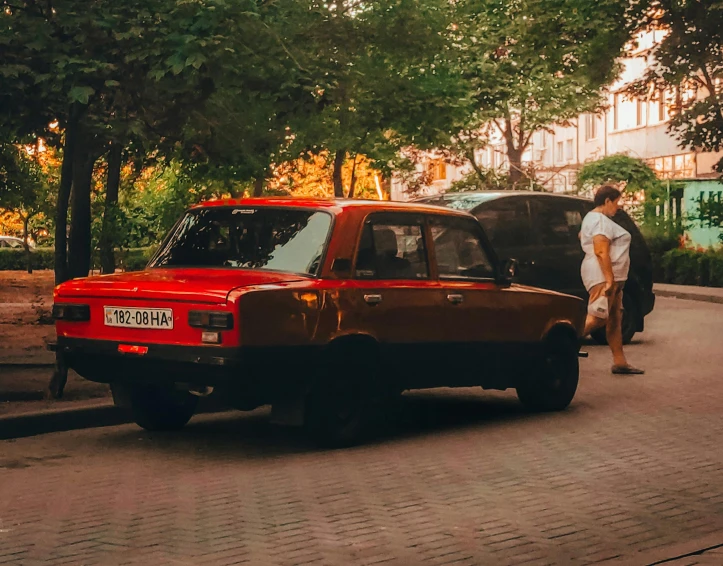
[[53, 198, 585, 445]]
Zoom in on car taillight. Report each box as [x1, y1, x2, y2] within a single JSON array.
[[188, 311, 234, 330], [52, 304, 90, 322]]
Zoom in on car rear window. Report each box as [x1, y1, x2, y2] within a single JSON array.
[[150, 207, 333, 276]]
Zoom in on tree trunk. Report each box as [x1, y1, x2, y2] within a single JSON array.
[[347, 154, 359, 198], [253, 175, 264, 197], [332, 149, 345, 198], [507, 145, 523, 188], [54, 108, 80, 285], [100, 143, 122, 275], [22, 215, 32, 274], [68, 146, 96, 280]]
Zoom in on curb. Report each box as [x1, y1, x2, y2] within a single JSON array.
[[655, 289, 723, 305], [601, 531, 723, 565], [0, 362, 56, 369], [0, 397, 229, 440], [0, 401, 127, 440]]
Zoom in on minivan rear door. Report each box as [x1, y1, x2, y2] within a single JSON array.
[[472, 197, 537, 284], [528, 197, 588, 298]]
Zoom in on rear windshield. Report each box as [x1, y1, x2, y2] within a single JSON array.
[[150, 207, 333, 276]]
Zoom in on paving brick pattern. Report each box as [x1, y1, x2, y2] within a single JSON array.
[[1, 298, 723, 565]]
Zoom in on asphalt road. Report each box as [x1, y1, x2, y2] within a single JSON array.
[[1, 297, 723, 566]]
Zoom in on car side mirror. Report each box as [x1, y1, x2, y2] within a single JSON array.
[[331, 258, 352, 278], [498, 258, 518, 285]]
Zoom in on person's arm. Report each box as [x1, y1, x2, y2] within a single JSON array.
[[593, 235, 615, 295]]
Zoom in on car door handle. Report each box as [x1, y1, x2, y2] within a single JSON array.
[[363, 294, 383, 306], [447, 293, 464, 305]]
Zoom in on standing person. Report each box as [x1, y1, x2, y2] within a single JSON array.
[[581, 185, 644, 375]]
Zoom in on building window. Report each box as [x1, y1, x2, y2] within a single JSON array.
[[556, 141, 564, 162], [658, 89, 668, 121], [427, 159, 446, 181], [585, 114, 598, 140], [636, 98, 645, 127], [540, 131, 548, 148], [565, 139, 574, 161], [650, 153, 695, 179]]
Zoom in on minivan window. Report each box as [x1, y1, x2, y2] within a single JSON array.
[[474, 199, 533, 248], [430, 216, 495, 280], [534, 199, 583, 246], [151, 207, 332, 276]]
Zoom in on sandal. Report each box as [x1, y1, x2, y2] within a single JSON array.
[[612, 365, 645, 375]]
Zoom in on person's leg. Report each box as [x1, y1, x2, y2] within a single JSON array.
[[606, 285, 628, 367], [583, 283, 608, 336]]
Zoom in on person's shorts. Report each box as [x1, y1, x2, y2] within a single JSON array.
[[588, 282, 624, 313]]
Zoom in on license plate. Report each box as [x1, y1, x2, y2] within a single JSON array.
[[104, 307, 174, 329]]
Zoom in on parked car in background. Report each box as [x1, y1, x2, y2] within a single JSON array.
[[52, 198, 585, 445], [0, 235, 35, 249], [414, 191, 655, 345]]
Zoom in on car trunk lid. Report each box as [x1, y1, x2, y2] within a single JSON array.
[[56, 268, 308, 304]]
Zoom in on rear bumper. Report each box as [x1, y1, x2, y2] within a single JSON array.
[[52, 337, 242, 386]]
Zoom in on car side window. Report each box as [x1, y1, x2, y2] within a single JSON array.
[[430, 216, 495, 280], [534, 199, 582, 246], [355, 218, 429, 280], [473, 199, 533, 248]]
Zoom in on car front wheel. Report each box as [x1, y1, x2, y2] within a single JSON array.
[[516, 335, 579, 412], [121, 383, 198, 431]]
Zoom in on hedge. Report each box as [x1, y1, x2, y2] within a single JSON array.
[[0, 247, 55, 270], [0, 247, 155, 272], [659, 248, 723, 287]]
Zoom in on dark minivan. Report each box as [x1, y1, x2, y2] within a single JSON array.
[[416, 191, 655, 344]]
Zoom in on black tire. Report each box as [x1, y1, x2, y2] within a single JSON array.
[[516, 334, 579, 412], [304, 344, 382, 447], [127, 384, 198, 431], [590, 293, 639, 346]]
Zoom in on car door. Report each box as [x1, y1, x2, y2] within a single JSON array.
[[471, 197, 537, 284], [428, 214, 534, 388], [341, 212, 446, 389], [529, 197, 587, 299]]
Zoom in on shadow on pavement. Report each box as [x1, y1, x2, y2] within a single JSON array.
[[100, 389, 580, 460]]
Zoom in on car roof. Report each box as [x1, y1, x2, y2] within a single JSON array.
[[191, 197, 473, 217]]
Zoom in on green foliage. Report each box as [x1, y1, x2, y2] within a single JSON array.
[[0, 247, 153, 271], [627, 1, 723, 172], [451, 0, 632, 184], [576, 154, 661, 194], [0, 143, 52, 222], [448, 169, 512, 192], [0, 248, 54, 270], [660, 248, 723, 288]]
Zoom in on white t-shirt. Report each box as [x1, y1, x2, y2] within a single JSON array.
[[580, 211, 631, 291]]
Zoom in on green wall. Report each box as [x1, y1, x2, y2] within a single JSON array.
[[683, 180, 723, 248]]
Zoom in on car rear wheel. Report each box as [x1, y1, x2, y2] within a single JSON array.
[[516, 334, 579, 412], [304, 344, 382, 447], [590, 293, 639, 346], [125, 384, 198, 431]]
